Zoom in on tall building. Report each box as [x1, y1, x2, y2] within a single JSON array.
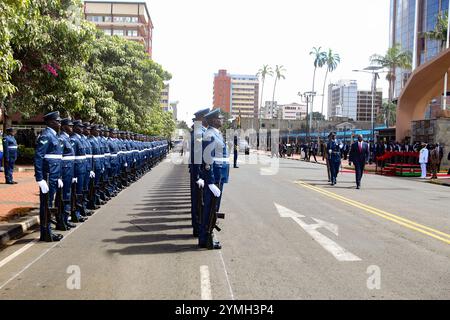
[[260, 101, 278, 120], [328, 80, 383, 122], [160, 83, 169, 110], [170, 101, 178, 120], [357, 91, 383, 122], [84, 1, 153, 57], [390, 0, 449, 98], [213, 70, 259, 118], [328, 80, 358, 120]]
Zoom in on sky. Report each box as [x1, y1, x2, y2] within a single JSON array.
[[108, 0, 391, 124]]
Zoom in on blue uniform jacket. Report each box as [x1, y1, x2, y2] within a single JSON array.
[[202, 127, 230, 185], [3, 135, 18, 162], [34, 128, 63, 182]]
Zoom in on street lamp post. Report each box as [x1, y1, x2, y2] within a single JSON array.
[[353, 67, 385, 143], [298, 91, 316, 143]]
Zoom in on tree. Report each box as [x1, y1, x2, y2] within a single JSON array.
[[309, 47, 326, 114], [320, 49, 340, 117], [379, 101, 397, 127], [271, 65, 286, 113], [308, 112, 325, 121], [177, 120, 189, 130], [370, 44, 412, 102], [423, 11, 448, 51], [257, 65, 273, 120]]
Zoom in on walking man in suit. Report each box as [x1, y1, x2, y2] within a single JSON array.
[[349, 134, 369, 189]]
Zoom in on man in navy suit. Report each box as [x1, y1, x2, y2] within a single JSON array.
[[349, 134, 369, 189]]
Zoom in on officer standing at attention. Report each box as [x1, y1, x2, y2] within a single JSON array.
[[34, 111, 64, 242], [59, 118, 81, 230], [3, 128, 19, 184], [190, 108, 210, 237], [327, 132, 343, 186], [71, 120, 91, 218], [199, 109, 230, 250]]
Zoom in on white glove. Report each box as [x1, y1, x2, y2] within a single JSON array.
[[328, 149, 332, 154], [196, 179, 205, 189], [90, 171, 95, 178], [57, 179, 64, 188], [72, 178, 77, 184], [124, 163, 128, 167], [37, 180, 49, 194], [134, 159, 137, 163], [208, 184, 221, 198]]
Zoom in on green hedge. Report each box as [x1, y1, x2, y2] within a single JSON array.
[[17, 145, 35, 164]]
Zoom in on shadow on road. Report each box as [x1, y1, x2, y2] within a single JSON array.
[[105, 164, 197, 255]]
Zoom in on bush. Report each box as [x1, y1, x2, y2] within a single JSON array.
[[17, 145, 35, 164]]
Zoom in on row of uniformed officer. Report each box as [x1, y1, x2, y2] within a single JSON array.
[[35, 111, 169, 242], [189, 108, 230, 250]]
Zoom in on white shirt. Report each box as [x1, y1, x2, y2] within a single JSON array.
[[419, 148, 429, 164]]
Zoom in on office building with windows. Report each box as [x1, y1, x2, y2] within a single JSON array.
[[390, 0, 449, 98], [84, 1, 153, 56], [213, 70, 259, 118]]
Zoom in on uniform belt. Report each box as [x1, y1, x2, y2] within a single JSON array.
[[75, 156, 86, 160], [213, 158, 230, 163], [105, 153, 111, 157], [93, 155, 105, 159], [110, 154, 118, 157], [62, 156, 76, 161], [8, 146, 18, 149], [44, 154, 63, 160]]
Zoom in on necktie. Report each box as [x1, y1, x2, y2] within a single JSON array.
[[359, 143, 362, 153]]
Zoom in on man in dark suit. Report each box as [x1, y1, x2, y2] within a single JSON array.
[[349, 134, 369, 189]]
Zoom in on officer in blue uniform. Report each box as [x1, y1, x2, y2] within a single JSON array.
[[70, 120, 91, 218], [3, 128, 18, 184], [199, 109, 230, 250], [34, 111, 64, 242], [88, 125, 106, 206], [327, 132, 343, 186], [107, 128, 120, 195], [82, 122, 97, 210], [190, 108, 210, 237]]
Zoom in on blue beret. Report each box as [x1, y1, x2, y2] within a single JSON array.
[[73, 120, 84, 127], [204, 109, 224, 120], [43, 111, 61, 122]]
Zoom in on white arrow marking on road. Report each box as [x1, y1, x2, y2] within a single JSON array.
[[275, 204, 361, 262]]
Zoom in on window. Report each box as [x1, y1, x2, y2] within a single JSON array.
[[113, 29, 124, 36], [104, 16, 112, 22], [88, 15, 104, 22], [103, 29, 111, 35], [127, 29, 138, 37]]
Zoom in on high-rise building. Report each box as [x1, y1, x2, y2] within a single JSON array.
[[357, 91, 383, 122], [170, 101, 178, 121], [213, 70, 259, 118], [328, 80, 358, 120], [84, 1, 153, 57], [260, 101, 278, 120], [390, 0, 449, 98]]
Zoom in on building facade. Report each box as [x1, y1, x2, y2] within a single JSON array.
[[260, 101, 278, 120], [213, 70, 259, 118], [327, 80, 358, 120], [84, 1, 154, 56], [160, 83, 169, 111], [357, 91, 383, 122], [390, 0, 449, 98], [279, 103, 307, 120]]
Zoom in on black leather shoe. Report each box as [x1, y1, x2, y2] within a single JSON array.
[[207, 241, 222, 250], [193, 230, 199, 238], [77, 216, 87, 223], [66, 222, 77, 228], [56, 224, 69, 231], [41, 233, 64, 242]]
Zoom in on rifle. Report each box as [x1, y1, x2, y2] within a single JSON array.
[[196, 183, 203, 228], [88, 175, 96, 209], [55, 185, 66, 229], [43, 191, 52, 235], [70, 180, 79, 222], [206, 183, 226, 249]]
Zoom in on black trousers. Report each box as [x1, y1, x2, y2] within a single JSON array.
[[354, 161, 365, 187]]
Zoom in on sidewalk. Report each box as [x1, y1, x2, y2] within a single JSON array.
[[0, 167, 40, 246]]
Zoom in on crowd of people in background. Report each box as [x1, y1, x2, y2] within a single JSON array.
[[274, 138, 448, 178]]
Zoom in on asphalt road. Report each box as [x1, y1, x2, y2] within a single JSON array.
[[0, 152, 449, 300]]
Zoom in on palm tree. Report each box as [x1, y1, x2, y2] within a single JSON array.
[[257, 65, 273, 120], [423, 11, 448, 51], [271, 65, 286, 119], [380, 101, 397, 127], [309, 47, 326, 122], [320, 49, 341, 117], [370, 43, 412, 102]]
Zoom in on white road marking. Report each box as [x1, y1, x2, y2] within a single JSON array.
[[275, 203, 361, 262], [0, 238, 39, 269], [218, 250, 235, 300], [200, 265, 212, 300]]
